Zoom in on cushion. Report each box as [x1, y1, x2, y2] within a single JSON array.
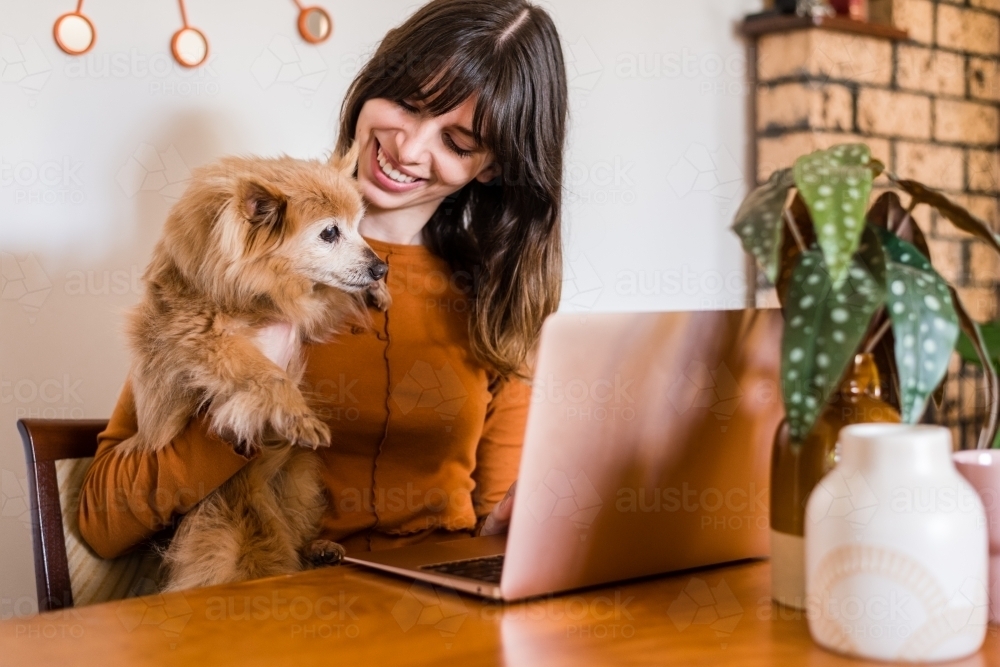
[[56, 458, 163, 606]]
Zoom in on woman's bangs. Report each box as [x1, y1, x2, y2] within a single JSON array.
[[393, 42, 502, 149]]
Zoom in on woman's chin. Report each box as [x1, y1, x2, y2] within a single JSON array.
[[359, 177, 419, 210]]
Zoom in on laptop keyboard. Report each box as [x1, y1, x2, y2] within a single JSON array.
[[419, 554, 505, 583]]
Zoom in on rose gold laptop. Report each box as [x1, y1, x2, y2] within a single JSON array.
[[345, 309, 783, 600]]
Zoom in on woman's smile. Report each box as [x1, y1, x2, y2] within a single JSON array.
[[371, 137, 425, 192], [354, 96, 499, 232]]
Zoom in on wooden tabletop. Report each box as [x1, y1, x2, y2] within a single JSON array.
[[1, 560, 996, 666]]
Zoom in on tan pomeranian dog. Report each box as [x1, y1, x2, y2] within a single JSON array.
[[119, 144, 388, 592]]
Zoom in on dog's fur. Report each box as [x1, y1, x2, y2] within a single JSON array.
[[119, 145, 389, 591]]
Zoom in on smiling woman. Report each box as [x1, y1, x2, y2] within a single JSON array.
[[336, 0, 567, 378], [77, 0, 568, 578]]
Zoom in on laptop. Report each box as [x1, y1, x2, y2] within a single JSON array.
[[345, 308, 783, 600]]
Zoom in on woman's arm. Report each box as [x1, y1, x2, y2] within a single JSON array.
[[472, 376, 531, 535], [77, 378, 255, 559]]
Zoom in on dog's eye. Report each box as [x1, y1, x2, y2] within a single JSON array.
[[320, 225, 340, 243]]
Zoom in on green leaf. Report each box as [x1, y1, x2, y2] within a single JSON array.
[[950, 287, 1000, 449], [793, 144, 874, 288], [857, 226, 901, 412], [732, 169, 795, 282], [781, 250, 884, 442], [873, 227, 959, 423], [775, 193, 818, 308], [893, 179, 1000, 258], [956, 322, 1000, 366]]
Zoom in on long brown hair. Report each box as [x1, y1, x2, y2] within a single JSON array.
[[334, 0, 567, 379]]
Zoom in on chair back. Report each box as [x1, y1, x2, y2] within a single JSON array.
[[17, 419, 107, 611]]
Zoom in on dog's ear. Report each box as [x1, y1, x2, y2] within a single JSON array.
[[240, 180, 287, 231], [329, 141, 360, 176]]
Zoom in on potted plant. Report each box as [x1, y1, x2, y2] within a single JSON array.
[[730, 143, 1000, 608]]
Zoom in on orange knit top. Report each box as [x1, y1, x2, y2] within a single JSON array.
[[78, 237, 530, 559]]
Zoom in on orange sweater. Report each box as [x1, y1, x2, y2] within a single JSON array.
[[78, 237, 529, 558]]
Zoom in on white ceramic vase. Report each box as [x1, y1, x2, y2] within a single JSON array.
[[804, 424, 989, 662]]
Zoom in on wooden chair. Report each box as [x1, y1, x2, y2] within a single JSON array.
[[16, 418, 107, 611]]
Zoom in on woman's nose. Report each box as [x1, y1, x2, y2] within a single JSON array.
[[395, 120, 435, 166]]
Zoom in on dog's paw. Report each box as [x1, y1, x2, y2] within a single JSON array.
[[282, 413, 331, 449], [304, 539, 346, 567], [366, 281, 392, 312]]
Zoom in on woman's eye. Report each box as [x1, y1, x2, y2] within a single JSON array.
[[444, 134, 473, 158], [396, 99, 419, 114], [320, 225, 340, 243]]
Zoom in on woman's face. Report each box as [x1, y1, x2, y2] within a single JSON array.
[[353, 95, 499, 214]]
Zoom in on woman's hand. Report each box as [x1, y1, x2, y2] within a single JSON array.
[[479, 481, 516, 536], [250, 322, 298, 372]]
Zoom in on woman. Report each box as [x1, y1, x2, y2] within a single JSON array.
[[78, 0, 567, 559]]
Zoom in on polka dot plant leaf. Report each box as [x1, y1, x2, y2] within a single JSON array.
[[781, 250, 884, 442], [793, 144, 874, 290], [873, 227, 959, 424], [732, 168, 795, 283]]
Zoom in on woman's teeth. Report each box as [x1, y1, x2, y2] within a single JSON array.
[[377, 146, 417, 184]]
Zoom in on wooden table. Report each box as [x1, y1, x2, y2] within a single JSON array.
[[2, 560, 996, 666]]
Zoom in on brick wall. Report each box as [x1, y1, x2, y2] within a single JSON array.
[[752, 1, 1000, 323]]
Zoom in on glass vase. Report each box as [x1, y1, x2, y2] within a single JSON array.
[[769, 352, 899, 608]]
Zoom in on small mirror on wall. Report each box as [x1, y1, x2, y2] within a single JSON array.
[[171, 0, 209, 68], [295, 2, 332, 43], [53, 2, 96, 55], [172, 26, 208, 67]]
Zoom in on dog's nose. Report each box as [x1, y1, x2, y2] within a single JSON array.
[[368, 261, 388, 281]]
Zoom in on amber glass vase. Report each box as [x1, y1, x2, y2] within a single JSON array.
[[769, 353, 900, 608]]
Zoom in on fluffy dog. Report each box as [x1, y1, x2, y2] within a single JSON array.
[[119, 145, 388, 592]]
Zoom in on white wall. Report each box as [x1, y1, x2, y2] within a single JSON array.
[[0, 0, 762, 614]]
